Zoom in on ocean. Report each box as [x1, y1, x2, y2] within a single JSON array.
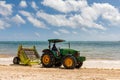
[[0, 41, 120, 60]]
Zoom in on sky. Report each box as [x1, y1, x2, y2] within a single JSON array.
[[0, 0, 120, 41]]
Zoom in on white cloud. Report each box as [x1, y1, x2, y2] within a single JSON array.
[[90, 3, 120, 26], [19, 10, 31, 17], [80, 3, 120, 27], [95, 3, 120, 25], [53, 31, 60, 35], [59, 29, 70, 34], [42, 0, 87, 13], [0, 1, 12, 29], [70, 14, 106, 30], [35, 32, 40, 37], [0, 1, 13, 16], [31, 1, 38, 10], [36, 11, 76, 28], [72, 31, 77, 34], [19, 1, 27, 8], [28, 17, 46, 28], [0, 20, 10, 30], [37, 11, 105, 30], [19, 10, 46, 29], [39, 0, 120, 30], [12, 14, 25, 24]]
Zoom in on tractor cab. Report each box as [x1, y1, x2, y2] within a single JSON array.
[[48, 39, 65, 50], [48, 39, 65, 56]]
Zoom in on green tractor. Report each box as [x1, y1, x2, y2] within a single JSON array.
[[41, 39, 86, 69]]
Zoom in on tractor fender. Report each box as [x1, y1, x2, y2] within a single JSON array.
[[64, 54, 72, 57], [62, 54, 73, 60], [42, 49, 51, 53], [62, 53, 72, 56], [62, 54, 76, 62]]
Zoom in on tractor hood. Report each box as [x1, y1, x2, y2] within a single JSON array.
[[60, 48, 79, 55]]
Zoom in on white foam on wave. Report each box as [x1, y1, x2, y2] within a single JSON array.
[[0, 57, 120, 69], [82, 60, 120, 69], [0, 57, 13, 65]]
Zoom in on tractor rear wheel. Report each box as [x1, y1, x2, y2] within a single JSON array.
[[63, 55, 77, 69], [75, 62, 83, 69], [13, 57, 20, 64], [41, 52, 54, 68]]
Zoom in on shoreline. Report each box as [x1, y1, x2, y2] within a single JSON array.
[[0, 55, 120, 69], [0, 54, 14, 58], [0, 54, 120, 69]]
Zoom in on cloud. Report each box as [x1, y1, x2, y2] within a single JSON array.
[[70, 14, 106, 30], [35, 32, 40, 37], [0, 20, 10, 30], [19, 10, 46, 29], [0, 1, 13, 16], [27, 16, 46, 28], [80, 3, 120, 27], [42, 0, 87, 13], [93, 3, 120, 25], [39, 0, 120, 30], [12, 14, 26, 24], [19, 1, 27, 8], [37, 11, 105, 30], [53, 31, 60, 35], [19, 10, 31, 17], [36, 11, 76, 28], [0, 1, 12, 29], [59, 29, 70, 34], [31, 1, 38, 10], [72, 31, 77, 34]]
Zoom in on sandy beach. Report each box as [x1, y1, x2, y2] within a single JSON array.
[[0, 55, 120, 80], [0, 65, 120, 80]]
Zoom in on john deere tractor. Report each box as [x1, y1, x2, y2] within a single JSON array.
[[41, 39, 86, 69]]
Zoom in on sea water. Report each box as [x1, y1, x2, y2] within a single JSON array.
[[0, 41, 120, 60]]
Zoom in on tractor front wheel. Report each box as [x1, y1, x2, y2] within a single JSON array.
[[41, 52, 54, 68], [63, 55, 77, 69], [13, 57, 20, 64]]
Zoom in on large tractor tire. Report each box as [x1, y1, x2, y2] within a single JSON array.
[[41, 52, 55, 68], [13, 57, 20, 64], [63, 55, 77, 69], [75, 62, 83, 69]]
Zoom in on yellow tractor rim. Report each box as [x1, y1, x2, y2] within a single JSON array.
[[42, 55, 50, 64], [64, 58, 73, 67]]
